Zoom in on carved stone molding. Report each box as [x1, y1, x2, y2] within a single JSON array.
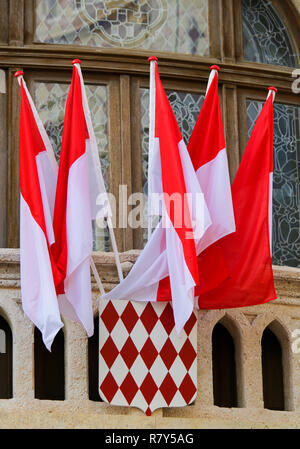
[[0, 248, 299, 305]]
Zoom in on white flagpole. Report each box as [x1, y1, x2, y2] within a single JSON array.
[[107, 216, 123, 281], [267, 86, 277, 102], [206, 65, 220, 96], [267, 86, 277, 256], [147, 56, 157, 240], [90, 257, 105, 296], [72, 59, 123, 283]]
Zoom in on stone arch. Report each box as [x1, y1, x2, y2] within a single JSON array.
[[262, 318, 293, 411], [211, 312, 248, 408], [34, 324, 65, 400], [252, 312, 294, 410], [242, 0, 299, 67], [0, 295, 34, 400], [212, 320, 237, 407], [197, 310, 250, 408], [88, 314, 101, 402], [0, 313, 12, 398]]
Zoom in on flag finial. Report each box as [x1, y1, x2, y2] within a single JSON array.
[[72, 59, 82, 65], [210, 65, 220, 72], [268, 86, 278, 93], [148, 56, 158, 62], [14, 71, 24, 78]]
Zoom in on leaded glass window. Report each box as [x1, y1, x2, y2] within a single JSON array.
[[34, 81, 110, 251], [35, 0, 209, 56], [34, 83, 68, 161], [242, 0, 297, 67], [140, 88, 204, 244], [247, 99, 300, 267]]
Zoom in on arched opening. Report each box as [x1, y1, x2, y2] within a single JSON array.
[[34, 328, 65, 400], [88, 316, 102, 401], [261, 326, 285, 410], [0, 315, 12, 398], [242, 0, 297, 67], [212, 322, 238, 408]]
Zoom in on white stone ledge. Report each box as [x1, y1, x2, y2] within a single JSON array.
[[0, 398, 300, 428], [0, 249, 300, 428], [1, 248, 299, 303]]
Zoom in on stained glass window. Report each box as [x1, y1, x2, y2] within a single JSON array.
[[247, 99, 300, 267], [242, 0, 297, 67], [34, 81, 110, 251], [140, 87, 204, 244], [35, 0, 209, 56], [34, 82, 68, 161]]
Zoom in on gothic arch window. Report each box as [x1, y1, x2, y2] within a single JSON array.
[[212, 322, 238, 408], [242, 0, 297, 67], [88, 315, 102, 402], [34, 328, 65, 400], [246, 99, 300, 267], [261, 325, 285, 410], [0, 1, 299, 261], [34, 0, 210, 56], [0, 315, 12, 399]]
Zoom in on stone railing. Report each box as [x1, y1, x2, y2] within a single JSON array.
[[0, 248, 300, 429]]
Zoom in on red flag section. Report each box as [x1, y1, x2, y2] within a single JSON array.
[[154, 63, 199, 287], [17, 73, 63, 350], [197, 89, 277, 309], [51, 63, 94, 337], [19, 78, 50, 237], [103, 59, 211, 333], [157, 66, 235, 300], [51, 67, 89, 295], [188, 70, 225, 170]]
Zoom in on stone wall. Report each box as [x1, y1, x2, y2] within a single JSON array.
[[0, 249, 300, 428], [0, 0, 299, 429], [292, 0, 300, 12]]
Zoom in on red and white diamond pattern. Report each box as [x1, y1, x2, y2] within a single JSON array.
[[99, 300, 197, 415]]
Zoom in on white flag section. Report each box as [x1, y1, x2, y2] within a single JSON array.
[[147, 58, 161, 222], [185, 65, 236, 297], [267, 87, 276, 256], [51, 60, 108, 338], [190, 66, 235, 256], [74, 60, 123, 283], [102, 59, 211, 333], [73, 61, 111, 220], [16, 71, 63, 351], [143, 64, 235, 301]]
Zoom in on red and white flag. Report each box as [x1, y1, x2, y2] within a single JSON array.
[[157, 65, 236, 299], [16, 71, 63, 350], [103, 58, 211, 332], [197, 87, 277, 309], [190, 66, 235, 270], [51, 60, 108, 337]]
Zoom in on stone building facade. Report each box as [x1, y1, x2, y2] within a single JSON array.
[[0, 250, 300, 428], [0, 0, 299, 428]]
